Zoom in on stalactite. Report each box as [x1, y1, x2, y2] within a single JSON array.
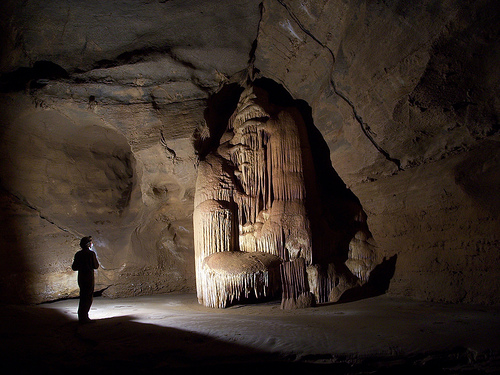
[[200, 251, 281, 308], [193, 199, 235, 304], [193, 83, 320, 308]]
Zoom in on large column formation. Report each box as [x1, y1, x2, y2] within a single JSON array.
[[193, 84, 314, 308], [227, 87, 312, 263], [193, 81, 375, 308]]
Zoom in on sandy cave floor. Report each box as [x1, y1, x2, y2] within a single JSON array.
[[1, 293, 499, 374]]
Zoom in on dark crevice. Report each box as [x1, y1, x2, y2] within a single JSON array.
[[0, 183, 75, 236], [275, 0, 403, 171], [0, 61, 69, 93], [330, 81, 403, 170], [196, 83, 244, 159], [40, 286, 110, 304], [91, 46, 174, 70], [247, 2, 264, 79]]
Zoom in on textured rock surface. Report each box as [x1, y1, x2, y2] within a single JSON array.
[[0, 0, 498, 304], [0, 0, 262, 303], [253, 0, 499, 304]]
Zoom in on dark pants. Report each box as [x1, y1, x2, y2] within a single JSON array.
[[77, 272, 95, 321]]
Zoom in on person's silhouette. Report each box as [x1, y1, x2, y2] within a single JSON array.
[[72, 236, 99, 323]]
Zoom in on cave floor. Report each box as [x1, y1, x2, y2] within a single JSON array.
[[2, 293, 499, 374]]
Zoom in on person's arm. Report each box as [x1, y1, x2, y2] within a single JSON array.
[[92, 252, 99, 269], [71, 252, 79, 271]]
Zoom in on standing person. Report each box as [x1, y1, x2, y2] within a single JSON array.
[[72, 236, 99, 323]]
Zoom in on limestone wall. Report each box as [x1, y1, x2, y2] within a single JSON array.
[[0, 0, 498, 304]]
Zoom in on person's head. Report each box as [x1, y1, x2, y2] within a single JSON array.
[[80, 236, 93, 249]]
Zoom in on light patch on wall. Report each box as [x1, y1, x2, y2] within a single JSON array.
[[300, 1, 315, 19], [279, 19, 303, 41]]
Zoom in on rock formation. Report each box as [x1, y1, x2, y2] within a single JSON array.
[[0, 0, 498, 305], [194, 81, 375, 308], [194, 83, 314, 307]]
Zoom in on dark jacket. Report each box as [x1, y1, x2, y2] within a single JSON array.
[[72, 249, 99, 274]]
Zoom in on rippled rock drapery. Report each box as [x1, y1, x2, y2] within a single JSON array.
[[194, 81, 375, 308]]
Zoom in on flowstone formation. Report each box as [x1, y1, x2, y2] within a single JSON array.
[[193, 80, 376, 308]]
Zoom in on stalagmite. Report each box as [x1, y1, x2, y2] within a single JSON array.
[[193, 83, 316, 308], [346, 230, 377, 283], [280, 258, 313, 309], [193, 80, 371, 308]]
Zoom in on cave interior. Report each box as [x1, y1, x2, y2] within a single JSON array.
[[0, 0, 499, 373]]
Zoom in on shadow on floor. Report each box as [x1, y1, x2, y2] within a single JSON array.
[[2, 290, 496, 375], [1, 304, 284, 374], [337, 254, 398, 304]]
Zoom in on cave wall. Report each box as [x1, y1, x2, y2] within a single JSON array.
[[0, 0, 498, 304], [0, 0, 261, 303], [253, 0, 499, 304]]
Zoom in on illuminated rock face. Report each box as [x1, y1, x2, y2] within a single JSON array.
[[194, 85, 312, 307], [194, 83, 373, 308], [228, 86, 313, 263]]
